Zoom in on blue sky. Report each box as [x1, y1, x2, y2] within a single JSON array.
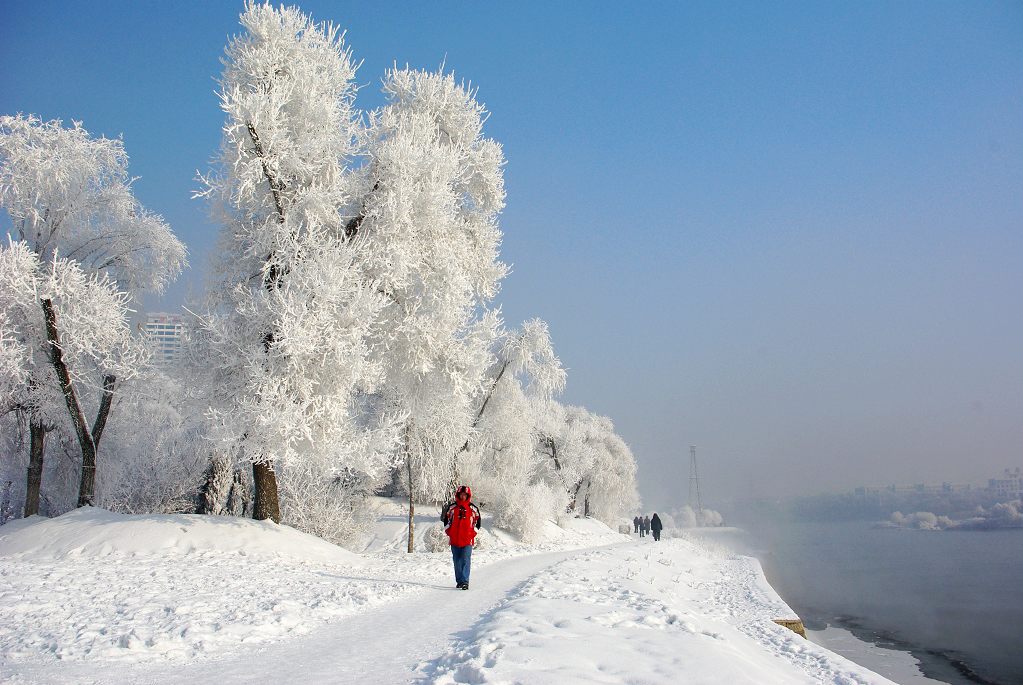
[[3, 1, 1021, 509]]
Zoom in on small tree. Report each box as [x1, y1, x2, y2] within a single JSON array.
[[0, 242, 147, 512], [0, 114, 184, 510], [536, 403, 638, 524]]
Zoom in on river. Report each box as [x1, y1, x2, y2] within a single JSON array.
[[717, 520, 1023, 685]]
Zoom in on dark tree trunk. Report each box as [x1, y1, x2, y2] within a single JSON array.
[[24, 419, 46, 517], [549, 439, 561, 471], [252, 461, 280, 522], [246, 121, 288, 524], [41, 298, 116, 508], [405, 423, 415, 553], [91, 375, 116, 448]]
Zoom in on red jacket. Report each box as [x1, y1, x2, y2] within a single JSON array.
[[443, 490, 481, 547]]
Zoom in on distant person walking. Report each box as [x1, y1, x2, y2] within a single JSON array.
[[442, 485, 481, 590], [651, 513, 663, 541], [633, 515, 641, 534], [643, 515, 651, 538]]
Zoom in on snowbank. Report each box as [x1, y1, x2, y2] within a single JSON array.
[[0, 506, 360, 565], [0, 509, 380, 663]]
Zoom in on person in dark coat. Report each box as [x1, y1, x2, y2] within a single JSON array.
[[651, 513, 663, 541], [633, 515, 641, 533], [442, 485, 481, 590]]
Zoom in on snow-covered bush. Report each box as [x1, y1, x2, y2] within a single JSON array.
[[94, 370, 207, 515], [672, 505, 725, 528], [277, 463, 375, 547], [490, 480, 562, 544], [424, 522, 449, 553]]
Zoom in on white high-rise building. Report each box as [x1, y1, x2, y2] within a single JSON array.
[[141, 312, 188, 368]]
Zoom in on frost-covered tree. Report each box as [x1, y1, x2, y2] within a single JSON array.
[[451, 320, 567, 541], [354, 67, 509, 550], [457, 319, 566, 479], [536, 403, 638, 524], [194, 2, 393, 523], [0, 114, 184, 511], [535, 404, 598, 511], [0, 242, 148, 513]]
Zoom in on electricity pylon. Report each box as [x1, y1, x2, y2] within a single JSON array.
[[688, 445, 703, 513]]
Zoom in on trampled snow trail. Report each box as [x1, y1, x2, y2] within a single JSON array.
[[11, 545, 599, 685], [220, 547, 593, 684]]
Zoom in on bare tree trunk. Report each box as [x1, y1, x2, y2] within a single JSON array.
[[24, 419, 46, 517], [78, 375, 115, 507], [41, 298, 116, 508], [91, 375, 115, 449], [252, 461, 281, 522], [246, 121, 288, 523]]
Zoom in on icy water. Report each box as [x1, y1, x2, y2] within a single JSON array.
[[730, 521, 1023, 685]]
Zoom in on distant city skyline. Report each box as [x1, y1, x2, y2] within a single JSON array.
[[3, 1, 1021, 510]]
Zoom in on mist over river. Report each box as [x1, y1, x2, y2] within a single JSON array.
[[719, 519, 1023, 684]]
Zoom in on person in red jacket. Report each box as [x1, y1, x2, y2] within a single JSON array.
[[442, 485, 481, 590]]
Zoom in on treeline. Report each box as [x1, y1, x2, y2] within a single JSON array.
[[0, 3, 639, 546]]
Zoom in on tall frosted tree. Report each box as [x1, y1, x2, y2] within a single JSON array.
[[355, 68, 509, 550], [195, 3, 391, 522], [0, 115, 185, 512]]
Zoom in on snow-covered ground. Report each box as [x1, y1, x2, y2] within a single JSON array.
[[1, 505, 895, 684]]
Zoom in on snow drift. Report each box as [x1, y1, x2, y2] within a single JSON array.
[[0, 506, 360, 564]]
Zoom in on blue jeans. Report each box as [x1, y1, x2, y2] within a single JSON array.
[[451, 544, 472, 585]]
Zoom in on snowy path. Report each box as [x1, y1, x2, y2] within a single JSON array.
[[7, 545, 596, 685], [172, 545, 591, 684]]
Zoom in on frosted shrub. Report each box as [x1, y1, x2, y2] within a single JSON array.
[[424, 523, 449, 553], [493, 481, 560, 544], [277, 463, 374, 547], [96, 372, 208, 515]]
